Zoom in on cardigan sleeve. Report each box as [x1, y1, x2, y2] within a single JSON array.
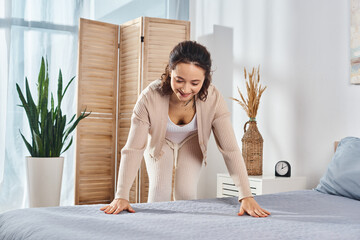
[[211, 93, 253, 201], [115, 93, 150, 201]]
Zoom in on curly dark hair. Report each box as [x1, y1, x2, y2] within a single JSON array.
[[159, 41, 212, 101]]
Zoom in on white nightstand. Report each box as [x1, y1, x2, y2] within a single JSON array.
[[217, 173, 307, 197]]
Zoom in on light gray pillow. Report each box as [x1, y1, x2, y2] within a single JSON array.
[[316, 136, 360, 200]]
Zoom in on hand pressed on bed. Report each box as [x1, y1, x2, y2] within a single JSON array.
[[238, 197, 270, 218], [100, 198, 135, 214]]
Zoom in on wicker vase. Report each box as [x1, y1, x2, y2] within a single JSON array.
[[241, 120, 263, 175]]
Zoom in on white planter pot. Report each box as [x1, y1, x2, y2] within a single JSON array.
[[26, 156, 64, 208]]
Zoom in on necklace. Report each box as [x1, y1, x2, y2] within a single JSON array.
[[170, 94, 195, 109], [183, 97, 193, 107]]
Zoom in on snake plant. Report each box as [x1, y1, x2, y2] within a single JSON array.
[[16, 57, 90, 157]]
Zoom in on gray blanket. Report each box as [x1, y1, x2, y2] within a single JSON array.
[[1, 190, 360, 240]]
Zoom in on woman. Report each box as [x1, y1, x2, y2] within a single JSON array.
[[100, 41, 270, 218]]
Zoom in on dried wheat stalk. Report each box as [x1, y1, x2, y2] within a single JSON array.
[[231, 66, 266, 119]]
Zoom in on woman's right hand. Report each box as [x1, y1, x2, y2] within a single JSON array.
[[100, 198, 135, 214]]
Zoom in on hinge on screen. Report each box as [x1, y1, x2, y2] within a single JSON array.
[[141, 36, 144, 42]]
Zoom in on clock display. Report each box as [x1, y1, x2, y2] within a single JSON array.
[[275, 161, 291, 177]]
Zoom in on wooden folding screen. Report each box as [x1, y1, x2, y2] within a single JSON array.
[[76, 17, 190, 205]]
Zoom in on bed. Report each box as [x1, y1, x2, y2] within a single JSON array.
[[1, 137, 360, 240], [0, 190, 359, 240]]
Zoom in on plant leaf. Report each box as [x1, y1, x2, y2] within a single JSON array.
[[40, 58, 49, 136], [61, 137, 73, 155], [37, 57, 45, 114], [51, 93, 54, 115], [33, 130, 43, 157], [63, 110, 90, 142], [57, 69, 63, 109], [19, 130, 33, 156], [24, 78, 40, 135], [62, 76, 75, 99], [68, 113, 76, 124]]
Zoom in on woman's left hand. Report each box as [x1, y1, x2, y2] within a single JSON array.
[[238, 197, 271, 218]]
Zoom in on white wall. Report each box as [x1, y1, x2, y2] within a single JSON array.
[[191, 0, 360, 199]]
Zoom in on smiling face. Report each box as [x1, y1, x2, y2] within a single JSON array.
[[170, 63, 205, 103]]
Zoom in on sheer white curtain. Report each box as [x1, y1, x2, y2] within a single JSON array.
[[0, 0, 10, 186], [0, 0, 82, 212]]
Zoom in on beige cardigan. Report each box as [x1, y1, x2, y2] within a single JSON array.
[[115, 79, 252, 201]]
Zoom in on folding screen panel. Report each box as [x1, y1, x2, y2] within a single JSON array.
[[117, 17, 143, 203], [76, 18, 119, 205]]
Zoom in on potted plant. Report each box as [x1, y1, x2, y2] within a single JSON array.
[[16, 57, 90, 207]]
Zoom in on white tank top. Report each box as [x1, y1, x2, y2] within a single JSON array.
[[165, 113, 198, 144]]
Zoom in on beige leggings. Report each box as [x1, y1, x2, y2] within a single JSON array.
[[144, 133, 203, 203]]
